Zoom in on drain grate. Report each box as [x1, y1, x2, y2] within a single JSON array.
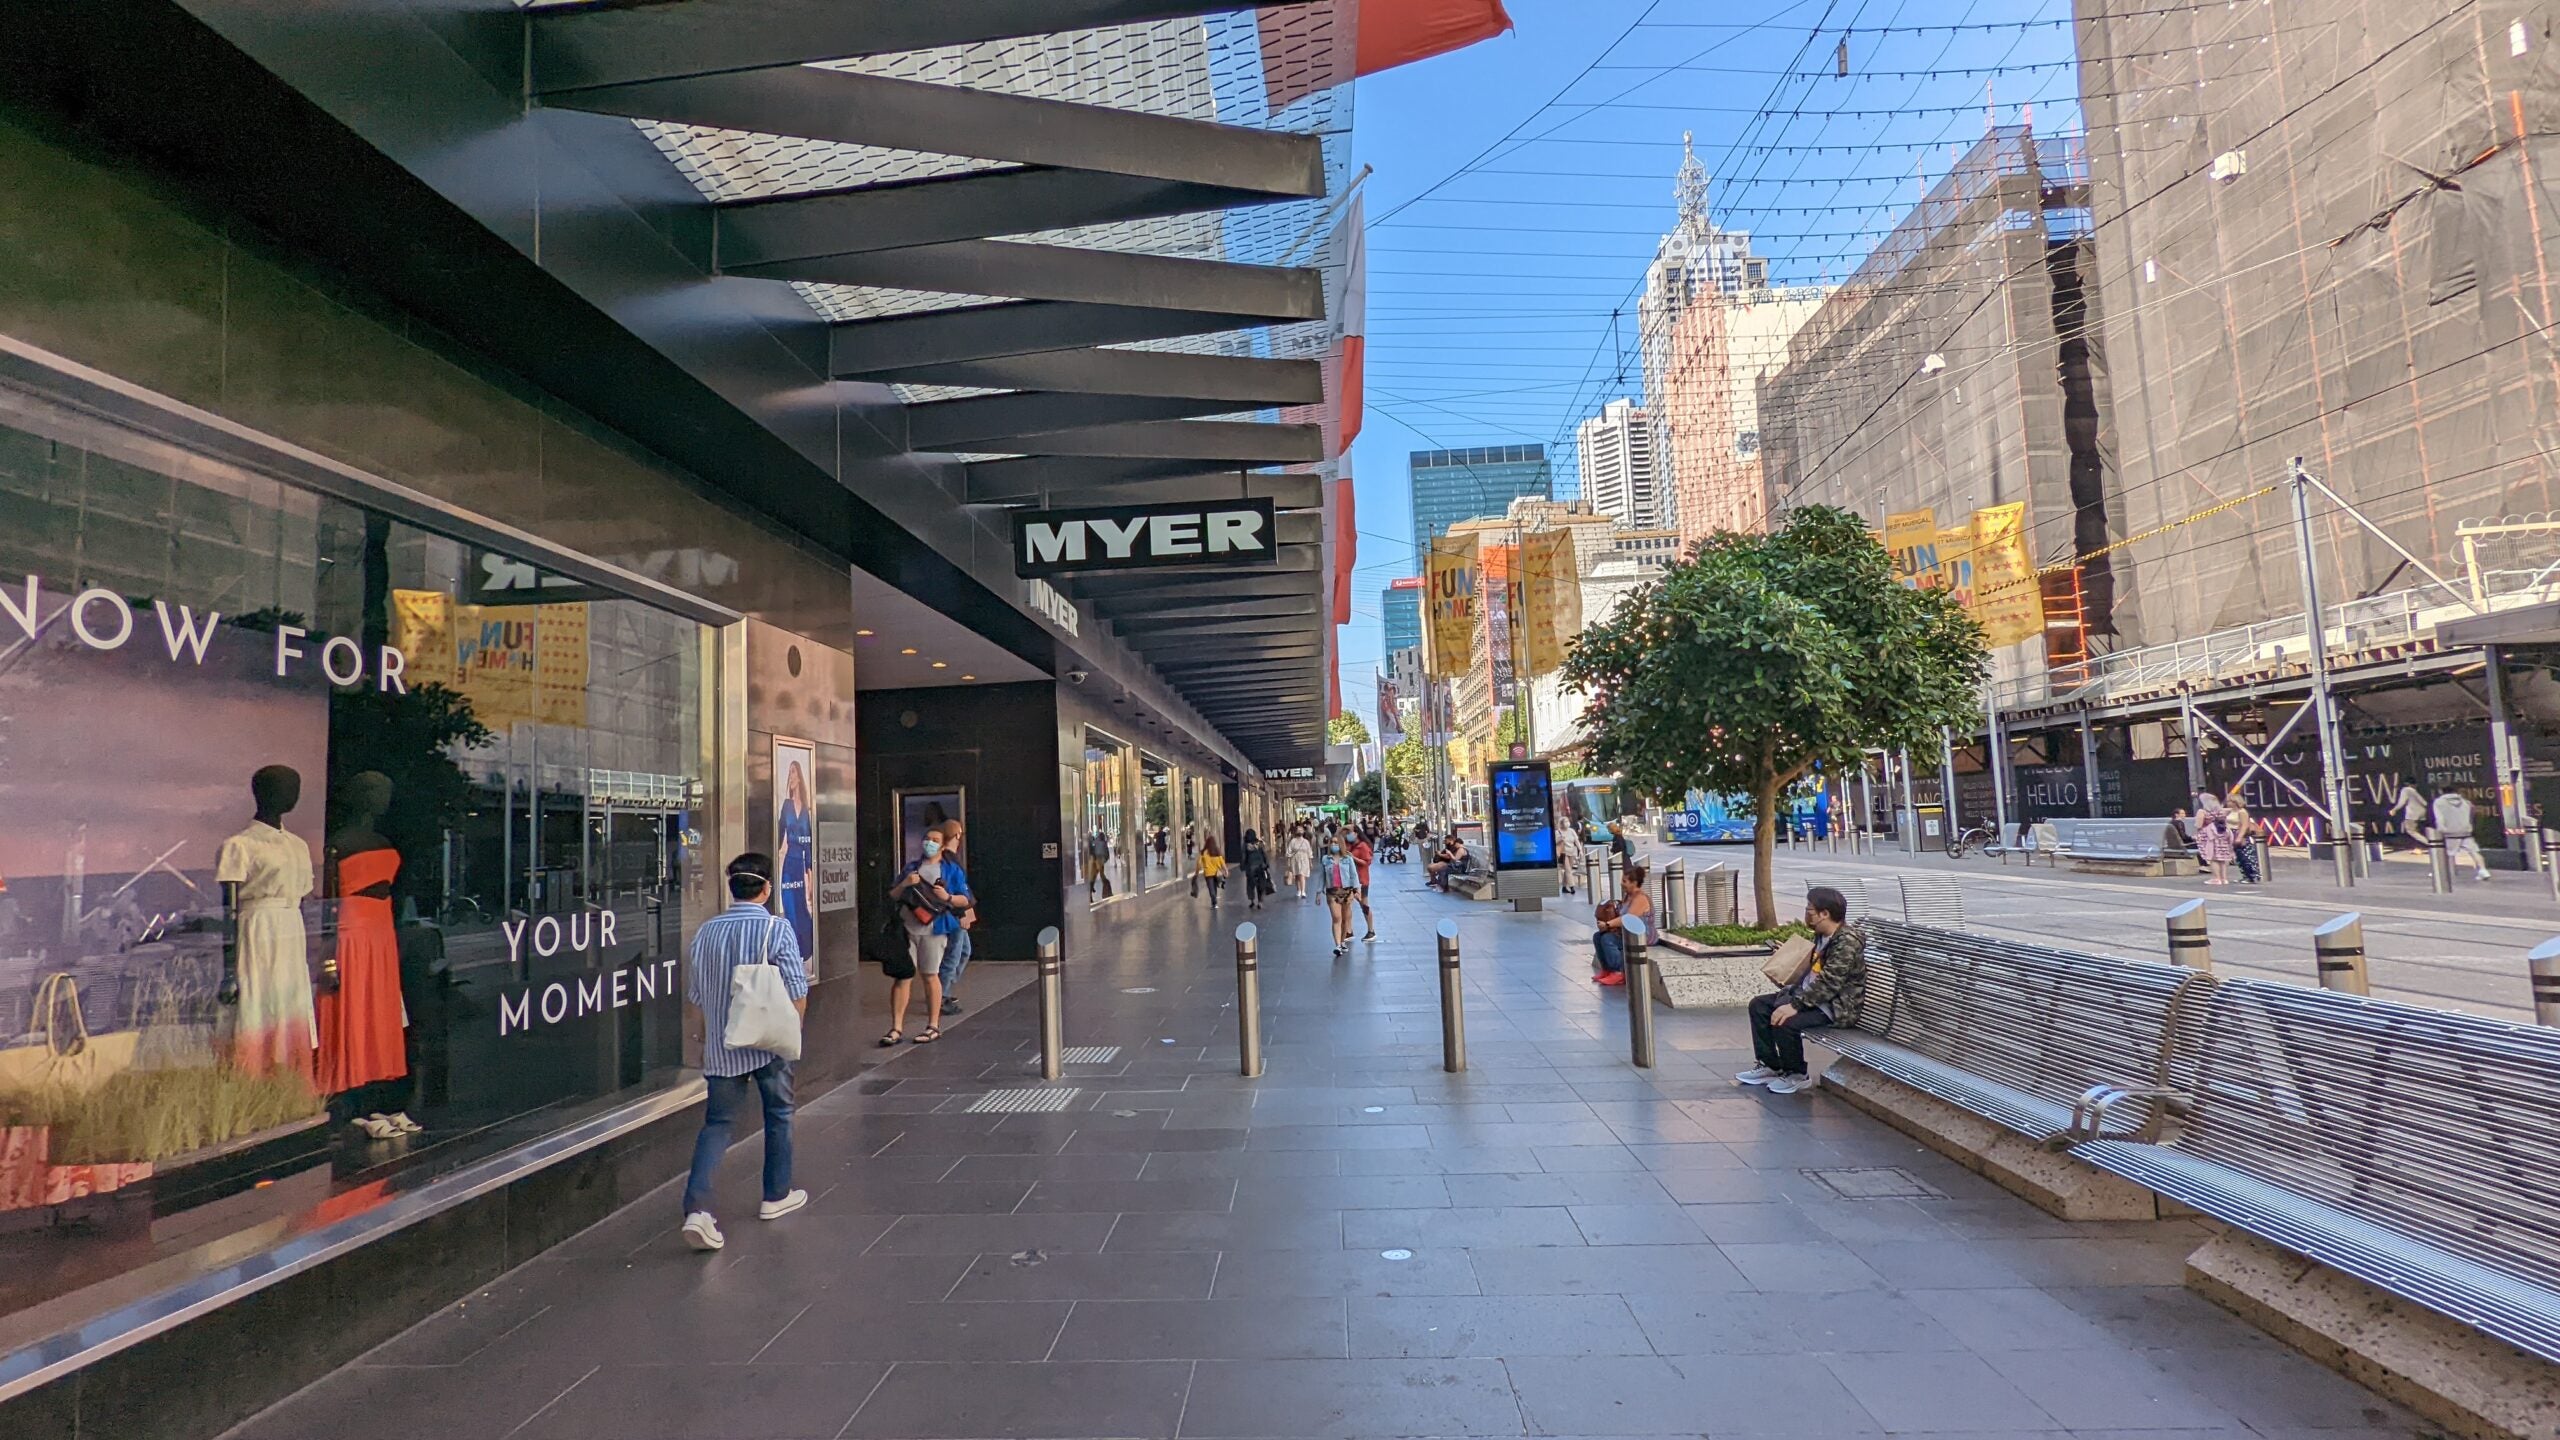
[[1801, 1166, 1943, 1199], [965, 1087, 1082, 1114], [1058, 1046, 1123, 1065]]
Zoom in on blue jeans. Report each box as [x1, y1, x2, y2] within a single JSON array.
[[1593, 928, 1626, 975], [682, 1059, 794, 1216], [939, 926, 973, 991]]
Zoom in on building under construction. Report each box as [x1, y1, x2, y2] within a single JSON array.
[[1814, 7, 2560, 864]]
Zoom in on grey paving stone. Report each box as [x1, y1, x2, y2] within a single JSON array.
[[1510, 1353, 1861, 1434], [867, 1212, 1121, 1255], [1342, 1205, 1588, 1249], [226, 1363, 592, 1440], [841, 1359, 1193, 1438], [1903, 1287, 2123, 1353], [1566, 1203, 1713, 1246], [512, 1363, 887, 1440], [1139, 1147, 1343, 1179], [755, 1300, 1073, 1363], [1469, 1244, 1751, 1295], [1052, 1297, 1348, 1360], [1820, 1351, 2064, 1432], [948, 1249, 1218, 1302], [1179, 1357, 1523, 1438], [1717, 1240, 1891, 1292], [1015, 1177, 1239, 1213], [939, 1152, 1148, 1183], [1981, 1347, 2241, 1431], [1212, 1246, 1482, 1298], [1105, 1207, 1347, 1251], [1350, 1294, 1652, 1357]]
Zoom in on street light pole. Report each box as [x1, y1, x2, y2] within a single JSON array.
[[2291, 457, 2356, 888]]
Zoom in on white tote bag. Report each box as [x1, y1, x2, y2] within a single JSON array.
[[723, 918, 804, 1060]]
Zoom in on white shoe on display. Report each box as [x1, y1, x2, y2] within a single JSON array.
[[682, 1212, 725, 1251], [759, 1189, 809, 1221]]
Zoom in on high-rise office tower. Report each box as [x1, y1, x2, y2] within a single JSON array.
[[1575, 399, 1664, 530], [1408, 444, 1553, 567]]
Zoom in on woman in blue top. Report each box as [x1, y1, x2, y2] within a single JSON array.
[[776, 759, 817, 960], [884, 824, 970, 1045]]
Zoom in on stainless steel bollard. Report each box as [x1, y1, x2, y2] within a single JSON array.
[[2251, 838, 2272, 884], [1036, 925, 1065, 1080], [2526, 827, 2545, 882], [2164, 899, 2213, 973], [1436, 919, 1467, 1073], [2426, 833, 2453, 894], [2312, 912, 2369, 996], [2531, 938, 2560, 1026], [1234, 922, 1263, 1078], [1660, 861, 1686, 930], [1624, 916, 1657, 1068]]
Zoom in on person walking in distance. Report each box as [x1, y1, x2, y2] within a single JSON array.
[[680, 853, 810, 1252], [937, 819, 974, 1017], [1200, 834, 1228, 907], [1240, 829, 1273, 911], [2435, 785, 2491, 880], [1320, 835, 1362, 956], [1348, 826, 1378, 942], [2393, 781, 2430, 851], [1284, 826, 1315, 900], [883, 824, 970, 1046], [2223, 788, 2260, 884]]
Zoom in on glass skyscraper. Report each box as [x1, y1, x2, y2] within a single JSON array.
[[1409, 445, 1554, 566], [1382, 579, 1423, 657]]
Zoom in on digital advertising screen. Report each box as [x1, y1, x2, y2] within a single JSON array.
[[1488, 760, 1558, 871]]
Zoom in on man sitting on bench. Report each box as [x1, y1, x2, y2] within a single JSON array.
[[1738, 885, 1868, 1095], [1427, 836, 1479, 891]]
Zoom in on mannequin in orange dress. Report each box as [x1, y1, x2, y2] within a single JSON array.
[[315, 772, 414, 1140]]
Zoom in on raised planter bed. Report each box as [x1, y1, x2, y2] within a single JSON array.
[[1648, 931, 1778, 1009]]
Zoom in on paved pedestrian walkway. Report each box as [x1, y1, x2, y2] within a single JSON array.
[[219, 871, 2418, 1440]]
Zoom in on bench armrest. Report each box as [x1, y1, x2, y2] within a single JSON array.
[[2047, 1083, 2190, 1149]]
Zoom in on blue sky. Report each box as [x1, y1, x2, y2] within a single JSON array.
[[1334, 0, 2084, 726]]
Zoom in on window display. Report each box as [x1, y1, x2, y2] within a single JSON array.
[[1140, 752, 1175, 889], [0, 403, 715, 1330]]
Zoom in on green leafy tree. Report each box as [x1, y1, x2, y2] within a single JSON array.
[[1344, 771, 1386, 817], [1563, 505, 1986, 926], [1327, 710, 1371, 746], [1382, 733, 1428, 810]]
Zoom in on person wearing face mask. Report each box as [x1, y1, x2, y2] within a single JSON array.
[[884, 825, 970, 1046]]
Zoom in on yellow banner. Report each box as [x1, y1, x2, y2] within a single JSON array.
[[392, 589, 591, 729], [1423, 534, 1479, 679], [1966, 503, 2045, 649], [1937, 527, 1974, 607], [1519, 528, 1582, 675], [1884, 508, 1940, 588]]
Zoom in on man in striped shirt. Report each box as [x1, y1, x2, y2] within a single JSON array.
[[680, 853, 812, 1252]]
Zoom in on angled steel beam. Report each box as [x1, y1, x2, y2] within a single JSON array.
[[1113, 616, 1319, 638], [720, 170, 1287, 266], [908, 391, 1251, 451], [734, 240, 1321, 321], [1091, 594, 1314, 620], [966, 455, 1244, 503], [980, 473, 1321, 513], [532, 1, 1313, 93], [1156, 650, 1326, 670], [549, 68, 1323, 197], [879, 350, 1321, 406], [1070, 568, 1317, 597], [832, 302, 1276, 377], [1005, 420, 1323, 463]]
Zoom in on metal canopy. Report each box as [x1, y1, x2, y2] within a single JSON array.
[[522, 0, 1355, 768]]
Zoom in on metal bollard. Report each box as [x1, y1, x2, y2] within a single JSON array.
[[1436, 919, 1467, 1073], [2164, 899, 2213, 973], [2311, 912, 2369, 996], [1660, 861, 1686, 929], [2526, 827, 2545, 882], [1234, 922, 1263, 1078], [2426, 833, 2453, 894], [1036, 925, 1065, 1080], [2252, 838, 2271, 884], [1624, 916, 1657, 1068], [2531, 939, 2560, 1026]]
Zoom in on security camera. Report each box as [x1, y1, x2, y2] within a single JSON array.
[[1066, 668, 1089, 685]]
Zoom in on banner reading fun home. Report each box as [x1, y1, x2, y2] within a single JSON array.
[[1423, 533, 1479, 679]]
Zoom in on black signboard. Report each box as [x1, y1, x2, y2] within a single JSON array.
[[1489, 760, 1558, 870], [1012, 498, 1279, 578]]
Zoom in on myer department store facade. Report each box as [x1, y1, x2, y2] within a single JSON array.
[[0, 38, 1299, 1440]]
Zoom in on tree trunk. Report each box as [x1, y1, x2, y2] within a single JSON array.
[[1752, 781, 1781, 929]]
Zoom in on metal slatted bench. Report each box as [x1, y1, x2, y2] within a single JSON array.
[[2063, 978, 2560, 1365], [1815, 919, 2198, 1142]]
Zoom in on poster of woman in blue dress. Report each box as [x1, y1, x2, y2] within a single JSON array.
[[774, 738, 818, 965]]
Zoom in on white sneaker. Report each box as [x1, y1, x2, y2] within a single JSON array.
[[1766, 1073, 1816, 1095], [682, 1211, 725, 1251], [1736, 1066, 1783, 1087], [759, 1189, 808, 1221]]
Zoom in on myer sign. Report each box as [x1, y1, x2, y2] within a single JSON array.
[[1013, 499, 1277, 579]]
